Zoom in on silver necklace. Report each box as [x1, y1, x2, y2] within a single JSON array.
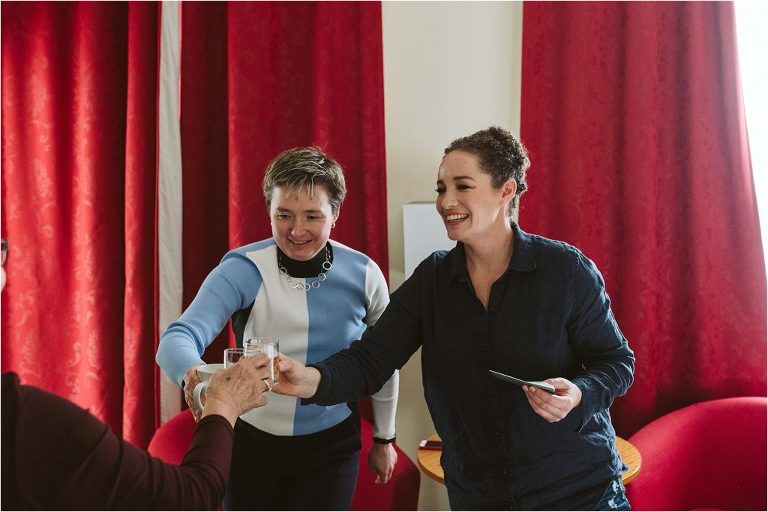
[[278, 246, 332, 292]]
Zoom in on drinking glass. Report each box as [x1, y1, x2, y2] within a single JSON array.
[[224, 347, 249, 368], [244, 337, 280, 383]]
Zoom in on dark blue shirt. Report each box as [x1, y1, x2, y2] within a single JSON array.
[[308, 224, 635, 509]]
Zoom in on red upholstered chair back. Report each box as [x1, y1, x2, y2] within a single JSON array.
[[147, 402, 420, 511], [147, 409, 198, 465], [625, 397, 767, 511]]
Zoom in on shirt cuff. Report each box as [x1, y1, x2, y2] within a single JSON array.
[[300, 363, 328, 405], [571, 376, 596, 432]]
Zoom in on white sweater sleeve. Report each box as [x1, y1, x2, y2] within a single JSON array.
[[365, 259, 398, 439]]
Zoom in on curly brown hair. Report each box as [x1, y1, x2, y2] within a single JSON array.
[[444, 126, 530, 216]]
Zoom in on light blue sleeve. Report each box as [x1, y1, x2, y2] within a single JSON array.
[[156, 253, 263, 386]]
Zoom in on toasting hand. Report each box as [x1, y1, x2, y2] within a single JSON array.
[[198, 353, 274, 427], [272, 354, 322, 399]]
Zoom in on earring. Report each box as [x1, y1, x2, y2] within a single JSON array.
[[332, 222, 336, 228]]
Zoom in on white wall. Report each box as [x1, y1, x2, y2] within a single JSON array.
[[382, 2, 523, 509]]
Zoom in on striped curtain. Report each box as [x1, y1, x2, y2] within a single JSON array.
[[1, 2, 160, 447], [178, 2, 388, 368], [1, 1, 388, 446]]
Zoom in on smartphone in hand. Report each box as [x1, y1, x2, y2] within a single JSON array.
[[489, 370, 556, 394]]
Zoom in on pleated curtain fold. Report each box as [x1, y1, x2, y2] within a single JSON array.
[[1, 1, 388, 447], [520, 1, 766, 435]]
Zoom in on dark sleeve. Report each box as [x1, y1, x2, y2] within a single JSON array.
[[1, 373, 22, 511], [306, 260, 428, 406], [567, 251, 635, 421], [11, 380, 233, 510], [133, 415, 234, 511]]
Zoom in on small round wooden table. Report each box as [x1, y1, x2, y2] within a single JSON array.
[[417, 434, 642, 485]]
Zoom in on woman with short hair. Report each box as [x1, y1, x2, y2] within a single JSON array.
[[156, 147, 399, 511]]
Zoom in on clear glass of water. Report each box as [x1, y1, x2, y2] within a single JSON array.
[[244, 337, 280, 383]]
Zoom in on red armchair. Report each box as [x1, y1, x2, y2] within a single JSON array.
[[625, 397, 767, 511], [350, 404, 421, 511], [147, 404, 420, 510]]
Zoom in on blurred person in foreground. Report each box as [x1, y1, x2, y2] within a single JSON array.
[[275, 127, 635, 510], [1, 238, 274, 510]]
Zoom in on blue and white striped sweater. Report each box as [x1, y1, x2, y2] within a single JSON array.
[[157, 238, 398, 438]]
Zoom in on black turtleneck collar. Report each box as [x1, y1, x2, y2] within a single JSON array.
[[276, 242, 333, 278]]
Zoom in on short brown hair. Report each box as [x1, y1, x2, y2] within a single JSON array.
[[444, 127, 530, 215], [262, 147, 347, 214]]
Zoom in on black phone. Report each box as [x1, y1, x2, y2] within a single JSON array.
[[419, 439, 443, 450], [488, 370, 556, 394]]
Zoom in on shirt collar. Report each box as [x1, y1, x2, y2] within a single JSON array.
[[509, 223, 537, 272], [447, 222, 537, 283]]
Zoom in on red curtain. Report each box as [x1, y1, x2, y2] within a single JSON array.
[[520, 2, 766, 435], [180, 2, 388, 362], [2, 1, 388, 431], [1, 2, 160, 447]]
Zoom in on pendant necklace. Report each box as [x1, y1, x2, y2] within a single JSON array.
[[278, 246, 332, 292]]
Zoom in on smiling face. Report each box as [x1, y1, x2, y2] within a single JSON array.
[[436, 150, 516, 243], [269, 184, 338, 261]]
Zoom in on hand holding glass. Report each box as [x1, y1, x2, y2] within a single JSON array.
[[194, 348, 256, 410], [244, 337, 280, 384]]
